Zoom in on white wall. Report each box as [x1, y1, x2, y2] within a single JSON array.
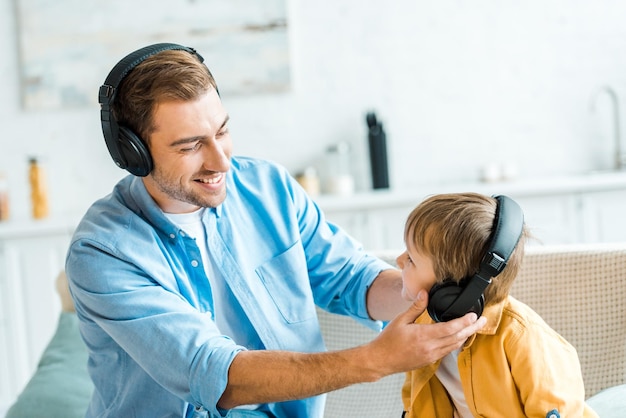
[[1, 0, 625, 222]]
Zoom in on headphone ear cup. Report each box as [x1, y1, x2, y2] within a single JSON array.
[[427, 279, 485, 323], [118, 126, 153, 177], [428, 281, 463, 323]]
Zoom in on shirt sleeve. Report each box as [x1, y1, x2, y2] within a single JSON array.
[[283, 169, 394, 327], [66, 234, 246, 414]]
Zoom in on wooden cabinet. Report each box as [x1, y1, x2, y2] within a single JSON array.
[[323, 203, 414, 252], [580, 189, 626, 243], [0, 219, 75, 410], [512, 194, 583, 245], [316, 173, 626, 251]]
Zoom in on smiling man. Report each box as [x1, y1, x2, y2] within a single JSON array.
[[66, 43, 485, 418]]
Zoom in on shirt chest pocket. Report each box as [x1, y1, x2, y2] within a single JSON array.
[[255, 242, 316, 324]]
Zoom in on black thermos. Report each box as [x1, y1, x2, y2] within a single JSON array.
[[366, 111, 389, 189]]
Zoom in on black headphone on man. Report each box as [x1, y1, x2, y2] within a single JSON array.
[[98, 43, 207, 177], [427, 195, 525, 322]]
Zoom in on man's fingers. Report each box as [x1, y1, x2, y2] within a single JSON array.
[[421, 314, 487, 365], [402, 290, 429, 324], [436, 313, 487, 352], [457, 313, 487, 340]]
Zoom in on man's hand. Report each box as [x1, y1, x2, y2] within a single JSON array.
[[364, 289, 487, 377]]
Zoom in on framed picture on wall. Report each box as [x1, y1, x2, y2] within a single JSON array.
[[15, 0, 290, 110]]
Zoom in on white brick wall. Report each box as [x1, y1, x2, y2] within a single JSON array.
[[1, 0, 625, 221]]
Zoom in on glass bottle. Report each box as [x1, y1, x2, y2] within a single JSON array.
[[29, 157, 49, 219], [0, 172, 9, 221]]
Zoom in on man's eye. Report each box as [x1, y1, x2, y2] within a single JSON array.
[[181, 143, 201, 152]]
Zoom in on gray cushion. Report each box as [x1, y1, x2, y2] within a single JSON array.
[[6, 312, 92, 418], [586, 384, 626, 418]]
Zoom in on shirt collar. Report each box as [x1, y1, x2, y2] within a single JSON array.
[[415, 297, 508, 347], [126, 175, 223, 235]]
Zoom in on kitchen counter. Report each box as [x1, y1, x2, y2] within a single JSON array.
[[0, 214, 79, 239], [314, 171, 626, 212], [314, 170, 626, 250]]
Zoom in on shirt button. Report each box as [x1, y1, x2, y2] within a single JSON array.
[[169, 233, 175, 239], [191, 260, 199, 267]]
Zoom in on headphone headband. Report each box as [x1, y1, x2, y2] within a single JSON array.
[[99, 43, 203, 107], [478, 195, 525, 278]]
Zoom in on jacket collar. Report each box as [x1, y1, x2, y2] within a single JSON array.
[[415, 298, 507, 347]]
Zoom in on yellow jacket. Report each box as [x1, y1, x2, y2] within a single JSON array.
[[402, 296, 598, 417]]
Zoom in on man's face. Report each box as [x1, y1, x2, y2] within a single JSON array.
[[143, 88, 232, 213]]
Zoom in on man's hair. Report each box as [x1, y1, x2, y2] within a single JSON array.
[[404, 192, 529, 305], [111, 49, 217, 144]]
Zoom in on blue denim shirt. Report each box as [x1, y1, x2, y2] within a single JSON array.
[[66, 157, 389, 418]]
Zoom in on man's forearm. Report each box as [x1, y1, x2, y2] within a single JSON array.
[[366, 268, 411, 321], [218, 346, 380, 409], [218, 268, 408, 409]]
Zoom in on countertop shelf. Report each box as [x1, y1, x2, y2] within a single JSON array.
[[0, 214, 80, 239], [314, 171, 626, 212], [1, 172, 625, 235]]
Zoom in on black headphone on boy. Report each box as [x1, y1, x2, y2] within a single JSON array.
[[427, 195, 524, 323], [98, 43, 208, 177]]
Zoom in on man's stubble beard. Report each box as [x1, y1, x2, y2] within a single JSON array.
[[151, 165, 226, 209]]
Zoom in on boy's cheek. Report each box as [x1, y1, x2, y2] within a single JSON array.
[[401, 286, 416, 302]]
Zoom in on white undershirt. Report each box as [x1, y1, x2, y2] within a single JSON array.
[[434, 349, 473, 418]]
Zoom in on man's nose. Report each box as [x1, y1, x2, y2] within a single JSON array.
[[201, 141, 230, 170]]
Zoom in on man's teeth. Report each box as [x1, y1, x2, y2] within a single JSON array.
[[198, 176, 220, 184]]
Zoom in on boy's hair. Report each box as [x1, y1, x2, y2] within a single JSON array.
[[404, 192, 529, 305], [112, 49, 217, 145]]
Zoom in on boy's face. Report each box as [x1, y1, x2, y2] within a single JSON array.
[[396, 244, 438, 302]]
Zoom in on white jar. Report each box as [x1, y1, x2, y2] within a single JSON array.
[[324, 142, 355, 195]]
